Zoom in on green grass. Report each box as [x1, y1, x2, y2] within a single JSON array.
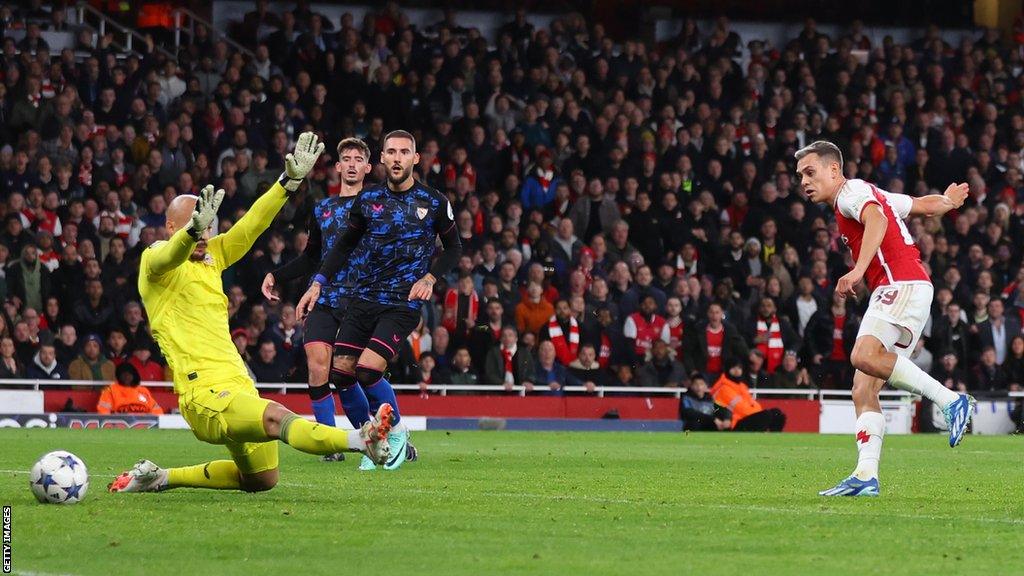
[[0, 429, 1022, 576]]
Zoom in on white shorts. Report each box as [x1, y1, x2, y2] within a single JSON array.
[[856, 282, 933, 358]]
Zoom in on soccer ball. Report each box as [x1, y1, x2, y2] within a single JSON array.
[[29, 450, 89, 504]]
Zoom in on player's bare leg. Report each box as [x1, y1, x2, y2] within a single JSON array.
[[851, 333, 973, 446], [820, 369, 886, 496]]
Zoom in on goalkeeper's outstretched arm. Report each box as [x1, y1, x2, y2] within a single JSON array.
[[146, 185, 224, 276], [144, 228, 196, 277], [213, 132, 326, 268]]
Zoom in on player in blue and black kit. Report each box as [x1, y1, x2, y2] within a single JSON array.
[[298, 130, 461, 470], [264, 138, 415, 465]]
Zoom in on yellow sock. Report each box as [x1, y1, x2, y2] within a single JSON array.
[[279, 414, 353, 454], [167, 460, 242, 490]]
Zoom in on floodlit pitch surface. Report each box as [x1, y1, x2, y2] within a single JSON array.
[[1, 429, 1021, 575]]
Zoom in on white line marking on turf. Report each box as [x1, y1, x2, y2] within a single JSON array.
[[14, 571, 82, 576]]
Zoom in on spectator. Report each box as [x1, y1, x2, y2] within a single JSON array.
[[971, 346, 1007, 392], [441, 274, 479, 348], [515, 282, 554, 338], [567, 176, 621, 243], [929, 302, 970, 365], [550, 218, 583, 268], [1004, 336, 1024, 387], [106, 327, 130, 366], [627, 191, 664, 268], [683, 303, 749, 379], [661, 296, 686, 360], [531, 340, 580, 395], [250, 339, 288, 383], [568, 343, 606, 391], [72, 279, 115, 336], [620, 265, 667, 317], [974, 299, 1020, 366], [97, 362, 163, 415], [232, 327, 251, 362], [0, 336, 25, 378], [50, 245, 84, 305], [7, 244, 51, 311], [606, 221, 639, 265], [265, 304, 302, 370], [484, 326, 535, 390], [541, 299, 580, 366], [120, 301, 149, 350], [12, 319, 39, 366], [519, 262, 560, 304], [239, 149, 276, 199], [53, 324, 78, 367], [635, 340, 686, 387], [681, 373, 730, 431], [746, 297, 800, 375], [623, 295, 667, 361], [68, 334, 115, 381], [469, 298, 505, 370], [413, 351, 450, 388], [520, 149, 560, 211], [932, 351, 969, 393], [784, 276, 823, 338], [768, 350, 812, 388], [26, 341, 67, 380], [128, 339, 165, 382], [448, 347, 477, 386]]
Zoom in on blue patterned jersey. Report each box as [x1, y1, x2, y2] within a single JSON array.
[[342, 181, 455, 309], [310, 194, 358, 308]]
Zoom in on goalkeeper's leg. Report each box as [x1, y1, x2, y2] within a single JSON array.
[[110, 386, 391, 494], [260, 397, 392, 465], [213, 390, 391, 463]]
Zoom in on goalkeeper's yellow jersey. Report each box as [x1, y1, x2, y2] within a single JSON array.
[[139, 183, 289, 395]]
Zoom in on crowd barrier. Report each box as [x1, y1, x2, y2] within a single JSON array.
[[0, 380, 1018, 434]]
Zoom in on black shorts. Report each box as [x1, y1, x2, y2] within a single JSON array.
[[304, 298, 350, 347], [334, 299, 420, 361]]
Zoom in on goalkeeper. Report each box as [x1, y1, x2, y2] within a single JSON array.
[[109, 133, 391, 494]]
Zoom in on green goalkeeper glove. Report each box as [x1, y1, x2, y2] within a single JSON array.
[[279, 131, 326, 193], [185, 184, 224, 242]]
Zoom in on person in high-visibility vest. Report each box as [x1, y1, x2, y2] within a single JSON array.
[[710, 360, 786, 431], [97, 362, 164, 415]]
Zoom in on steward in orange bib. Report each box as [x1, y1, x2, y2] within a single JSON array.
[[710, 360, 786, 431], [97, 362, 164, 415]]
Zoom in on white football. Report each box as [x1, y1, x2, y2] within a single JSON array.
[[29, 450, 89, 504]]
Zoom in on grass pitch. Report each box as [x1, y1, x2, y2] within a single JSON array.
[[1, 429, 1021, 576]]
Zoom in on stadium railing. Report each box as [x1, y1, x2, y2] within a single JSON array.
[[171, 6, 255, 59], [74, 1, 176, 59], [4, 379, 1011, 401]]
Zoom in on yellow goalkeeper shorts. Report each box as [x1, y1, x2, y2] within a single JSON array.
[[178, 375, 279, 475]]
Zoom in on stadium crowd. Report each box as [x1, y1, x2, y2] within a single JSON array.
[[2, 1, 1024, 415]]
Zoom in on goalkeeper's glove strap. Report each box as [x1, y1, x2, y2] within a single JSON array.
[[279, 172, 303, 194], [185, 222, 203, 242]]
